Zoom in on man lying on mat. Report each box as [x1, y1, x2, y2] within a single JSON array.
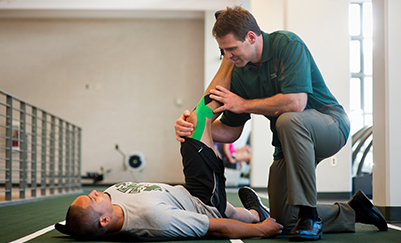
[[55, 58, 283, 240], [56, 182, 281, 240]]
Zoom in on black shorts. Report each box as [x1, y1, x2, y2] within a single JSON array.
[[180, 137, 227, 218]]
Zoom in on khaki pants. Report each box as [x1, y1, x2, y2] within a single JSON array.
[[268, 109, 355, 232]]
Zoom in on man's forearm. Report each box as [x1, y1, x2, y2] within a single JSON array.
[[242, 93, 307, 116], [211, 120, 243, 143], [206, 218, 265, 238]]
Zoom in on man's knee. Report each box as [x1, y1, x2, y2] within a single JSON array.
[[276, 112, 302, 134], [187, 94, 214, 128]]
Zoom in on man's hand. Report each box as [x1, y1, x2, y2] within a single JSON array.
[[174, 110, 194, 142], [260, 218, 284, 238], [209, 85, 246, 114]]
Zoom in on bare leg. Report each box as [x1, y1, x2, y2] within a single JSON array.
[[225, 202, 260, 223], [186, 58, 234, 151]]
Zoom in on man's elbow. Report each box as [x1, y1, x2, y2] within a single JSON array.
[[224, 125, 243, 143], [293, 103, 306, 112], [292, 93, 307, 112]]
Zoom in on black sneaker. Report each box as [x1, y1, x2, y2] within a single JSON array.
[[214, 10, 223, 19], [238, 186, 270, 222]]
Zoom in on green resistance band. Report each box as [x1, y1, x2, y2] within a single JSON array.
[[191, 95, 213, 141]]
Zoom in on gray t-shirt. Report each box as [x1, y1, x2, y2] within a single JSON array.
[[104, 182, 222, 238]]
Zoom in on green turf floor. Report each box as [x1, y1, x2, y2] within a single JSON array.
[[1, 187, 399, 243]]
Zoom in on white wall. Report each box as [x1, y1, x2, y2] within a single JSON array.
[[204, 11, 222, 90], [0, 0, 240, 11], [0, 0, 352, 191], [248, 0, 351, 192], [372, 0, 401, 207], [0, 17, 205, 184]]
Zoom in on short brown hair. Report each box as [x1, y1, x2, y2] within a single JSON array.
[[212, 5, 261, 42], [66, 204, 106, 239]]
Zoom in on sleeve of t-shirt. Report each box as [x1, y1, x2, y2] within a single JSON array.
[[276, 39, 313, 94], [130, 203, 210, 238], [220, 110, 251, 127]]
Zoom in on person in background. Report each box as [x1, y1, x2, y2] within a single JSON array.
[[224, 143, 251, 166]]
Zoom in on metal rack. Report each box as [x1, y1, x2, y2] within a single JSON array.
[[0, 89, 82, 202]]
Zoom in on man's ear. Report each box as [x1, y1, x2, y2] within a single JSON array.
[[99, 216, 110, 227], [246, 31, 257, 44], [55, 223, 71, 235]]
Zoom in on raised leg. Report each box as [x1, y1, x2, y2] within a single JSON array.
[[186, 58, 234, 150]]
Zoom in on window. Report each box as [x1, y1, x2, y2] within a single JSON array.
[[349, 0, 373, 175], [349, 0, 373, 134]]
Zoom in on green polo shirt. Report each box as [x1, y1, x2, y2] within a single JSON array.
[[220, 31, 350, 160]]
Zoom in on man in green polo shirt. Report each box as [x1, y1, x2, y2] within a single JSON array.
[[175, 5, 387, 241]]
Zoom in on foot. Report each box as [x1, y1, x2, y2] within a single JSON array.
[[238, 186, 270, 222], [214, 10, 223, 19], [289, 218, 322, 241], [348, 190, 388, 231]]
